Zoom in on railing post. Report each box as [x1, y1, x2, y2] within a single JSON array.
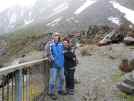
[[0, 58, 48, 101], [15, 70, 22, 101], [2, 75, 5, 101], [12, 73, 14, 101], [26, 68, 30, 101]]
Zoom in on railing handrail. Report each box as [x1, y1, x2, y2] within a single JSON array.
[[0, 58, 48, 75]]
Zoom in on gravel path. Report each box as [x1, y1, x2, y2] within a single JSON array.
[[44, 44, 134, 101]]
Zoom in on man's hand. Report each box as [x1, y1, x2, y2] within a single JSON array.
[[48, 57, 54, 63]]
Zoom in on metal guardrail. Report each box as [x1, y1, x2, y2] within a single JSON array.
[[0, 58, 49, 101]]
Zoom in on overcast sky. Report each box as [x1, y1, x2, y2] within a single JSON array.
[[0, 0, 37, 13]]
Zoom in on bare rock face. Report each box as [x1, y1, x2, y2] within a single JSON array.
[[0, 48, 7, 56], [117, 72, 134, 94]]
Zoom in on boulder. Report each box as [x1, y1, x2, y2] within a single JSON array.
[[98, 31, 125, 46], [117, 82, 134, 94], [117, 72, 134, 94], [97, 32, 113, 46], [123, 73, 134, 86], [124, 36, 134, 45]]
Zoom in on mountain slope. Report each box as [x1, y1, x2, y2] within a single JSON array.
[[0, 0, 134, 34]]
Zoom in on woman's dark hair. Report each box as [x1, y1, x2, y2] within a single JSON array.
[[63, 37, 70, 43]]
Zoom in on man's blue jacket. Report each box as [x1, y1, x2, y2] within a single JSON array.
[[49, 41, 64, 69]]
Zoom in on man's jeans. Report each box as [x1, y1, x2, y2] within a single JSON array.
[[49, 67, 65, 94]]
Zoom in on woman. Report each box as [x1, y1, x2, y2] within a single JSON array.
[[63, 38, 78, 95]]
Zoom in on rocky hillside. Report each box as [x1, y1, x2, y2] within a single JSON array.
[[0, 0, 134, 34], [1, 0, 134, 65]]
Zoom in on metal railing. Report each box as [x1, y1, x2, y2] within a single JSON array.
[[0, 58, 49, 101]]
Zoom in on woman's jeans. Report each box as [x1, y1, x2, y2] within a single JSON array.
[[65, 69, 75, 90], [49, 67, 65, 94]]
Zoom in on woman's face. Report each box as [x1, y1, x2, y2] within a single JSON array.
[[63, 40, 69, 47]]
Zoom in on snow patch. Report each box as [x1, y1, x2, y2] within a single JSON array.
[[24, 19, 34, 25], [110, 1, 134, 24], [53, 2, 69, 14], [66, 17, 75, 22], [108, 17, 120, 25], [47, 17, 63, 27], [10, 13, 17, 24], [74, 0, 97, 15], [48, 2, 69, 19], [66, 17, 79, 23]]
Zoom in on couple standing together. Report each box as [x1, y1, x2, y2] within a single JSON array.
[[46, 32, 78, 100]]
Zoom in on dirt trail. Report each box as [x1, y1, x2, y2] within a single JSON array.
[[44, 43, 134, 101]]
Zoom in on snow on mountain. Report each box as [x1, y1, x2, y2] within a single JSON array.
[[0, 0, 134, 34], [110, 1, 134, 24], [74, 0, 97, 15]]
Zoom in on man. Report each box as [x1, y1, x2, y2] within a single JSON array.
[[48, 32, 65, 100]]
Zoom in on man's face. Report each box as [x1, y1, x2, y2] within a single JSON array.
[[53, 35, 59, 42]]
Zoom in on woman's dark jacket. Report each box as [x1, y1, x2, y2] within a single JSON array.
[[64, 47, 76, 70]]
